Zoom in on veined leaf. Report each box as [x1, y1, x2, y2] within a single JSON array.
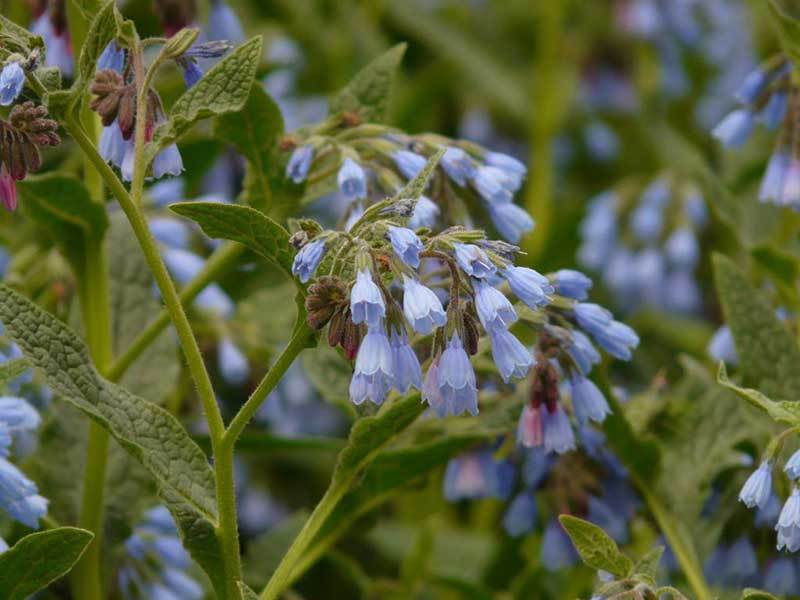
[[717, 363, 800, 425], [151, 36, 262, 151], [0, 527, 93, 600], [170, 202, 294, 277], [0, 286, 217, 522], [634, 546, 664, 584], [330, 43, 407, 123], [712, 254, 800, 400], [214, 85, 285, 213], [558, 515, 633, 578], [0, 359, 28, 390]]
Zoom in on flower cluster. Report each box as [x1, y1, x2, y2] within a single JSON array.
[[284, 127, 533, 243], [713, 55, 800, 207], [578, 176, 707, 314], [118, 506, 203, 600]]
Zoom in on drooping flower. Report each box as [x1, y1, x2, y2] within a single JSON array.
[[443, 449, 514, 501], [487, 201, 534, 243], [337, 157, 367, 200], [542, 405, 576, 455], [350, 268, 385, 327], [453, 243, 495, 279], [30, 9, 73, 77], [738, 461, 772, 510], [575, 303, 639, 360], [708, 324, 738, 365], [474, 279, 517, 332], [433, 333, 478, 417], [392, 150, 426, 180], [503, 492, 538, 537], [541, 518, 579, 571], [349, 324, 394, 405], [97, 41, 126, 72], [484, 151, 527, 190], [712, 108, 755, 147], [207, 0, 246, 44], [489, 327, 532, 382], [569, 375, 610, 425], [387, 226, 423, 268], [665, 227, 699, 269], [440, 146, 475, 186], [776, 488, 800, 552], [785, 450, 800, 480], [286, 145, 314, 184], [0, 62, 25, 106], [409, 196, 439, 229], [517, 403, 543, 448], [390, 329, 422, 393], [401, 275, 446, 335], [472, 165, 513, 204], [503, 266, 552, 309], [291, 238, 326, 283], [566, 330, 601, 375], [552, 269, 592, 301]]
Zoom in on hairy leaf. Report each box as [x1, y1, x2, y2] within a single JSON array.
[[152, 36, 262, 149], [0, 286, 217, 521], [0, 15, 44, 56], [713, 254, 800, 400], [330, 43, 406, 122], [558, 515, 633, 578], [18, 174, 109, 275], [0, 527, 93, 600], [395, 148, 444, 201], [214, 84, 285, 213], [170, 202, 294, 276], [717, 363, 800, 425], [634, 546, 664, 584]]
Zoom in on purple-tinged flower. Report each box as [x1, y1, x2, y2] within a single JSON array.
[[97, 41, 126, 72], [434, 334, 478, 417], [757, 493, 782, 527], [489, 327, 532, 382], [443, 450, 514, 501], [569, 375, 610, 425], [350, 268, 385, 327], [31, 12, 73, 77], [161, 568, 204, 599], [785, 451, 800, 480], [712, 108, 755, 147], [542, 405, 575, 455], [782, 158, 800, 208], [629, 201, 664, 241], [723, 537, 758, 586], [776, 488, 800, 552], [440, 146, 475, 186], [735, 60, 790, 104], [0, 397, 40, 458], [99, 118, 130, 168], [474, 279, 517, 332], [392, 150, 426, 180], [760, 150, 791, 204], [541, 518, 579, 571], [337, 158, 367, 200], [286, 146, 314, 184], [472, 165, 513, 204], [503, 493, 537, 537], [152, 143, 184, 180], [390, 329, 421, 393], [291, 238, 325, 283], [387, 226, 422, 268], [584, 120, 619, 161], [684, 191, 708, 227], [179, 59, 204, 88], [488, 202, 534, 243], [665, 227, 699, 269], [409, 196, 439, 229], [218, 338, 249, 386], [760, 90, 788, 129], [485, 151, 526, 190], [567, 330, 601, 375], [518, 404, 542, 448], [764, 557, 798, 595], [401, 275, 446, 335], [574, 302, 612, 333], [592, 320, 639, 361], [0, 62, 25, 106], [207, 0, 246, 43], [453, 243, 495, 279], [552, 269, 592, 300], [349, 324, 394, 405], [0, 166, 17, 212], [708, 324, 738, 365], [0, 458, 47, 528], [503, 266, 552, 309]]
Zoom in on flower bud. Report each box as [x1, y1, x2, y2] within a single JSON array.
[[90, 70, 126, 126], [305, 276, 348, 330]]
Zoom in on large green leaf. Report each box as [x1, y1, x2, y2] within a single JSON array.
[[0, 527, 93, 600], [214, 85, 285, 213], [0, 286, 217, 521], [18, 174, 109, 275], [558, 515, 633, 578], [169, 202, 294, 276], [718, 363, 800, 425], [329, 43, 406, 122], [713, 254, 800, 400], [151, 36, 263, 150]]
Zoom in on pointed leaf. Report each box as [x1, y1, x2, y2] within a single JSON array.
[[0, 527, 93, 600], [330, 43, 406, 122], [0, 286, 217, 522], [717, 363, 800, 425], [558, 515, 633, 578]]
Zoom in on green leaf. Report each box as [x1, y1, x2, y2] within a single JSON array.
[[34, 66, 62, 92], [713, 254, 800, 400], [751, 244, 799, 288], [742, 589, 780, 600], [0, 527, 93, 600], [395, 148, 444, 201], [0, 358, 28, 390], [152, 36, 263, 150], [330, 43, 406, 122], [18, 174, 109, 275], [634, 546, 664, 583], [0, 15, 44, 56], [0, 286, 217, 522], [169, 202, 294, 277], [214, 84, 285, 213], [769, 0, 800, 64], [717, 362, 800, 425], [558, 515, 633, 578]]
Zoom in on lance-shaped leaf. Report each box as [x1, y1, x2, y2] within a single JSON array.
[[713, 253, 800, 401], [718, 363, 800, 425], [330, 43, 406, 122], [0, 527, 93, 600], [214, 84, 285, 213], [395, 147, 444, 201], [170, 202, 294, 276], [559, 515, 633, 578], [0, 286, 217, 521], [151, 36, 262, 151]]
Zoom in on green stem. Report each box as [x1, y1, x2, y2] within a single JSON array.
[[220, 322, 314, 451], [636, 481, 711, 600], [106, 242, 246, 384]]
